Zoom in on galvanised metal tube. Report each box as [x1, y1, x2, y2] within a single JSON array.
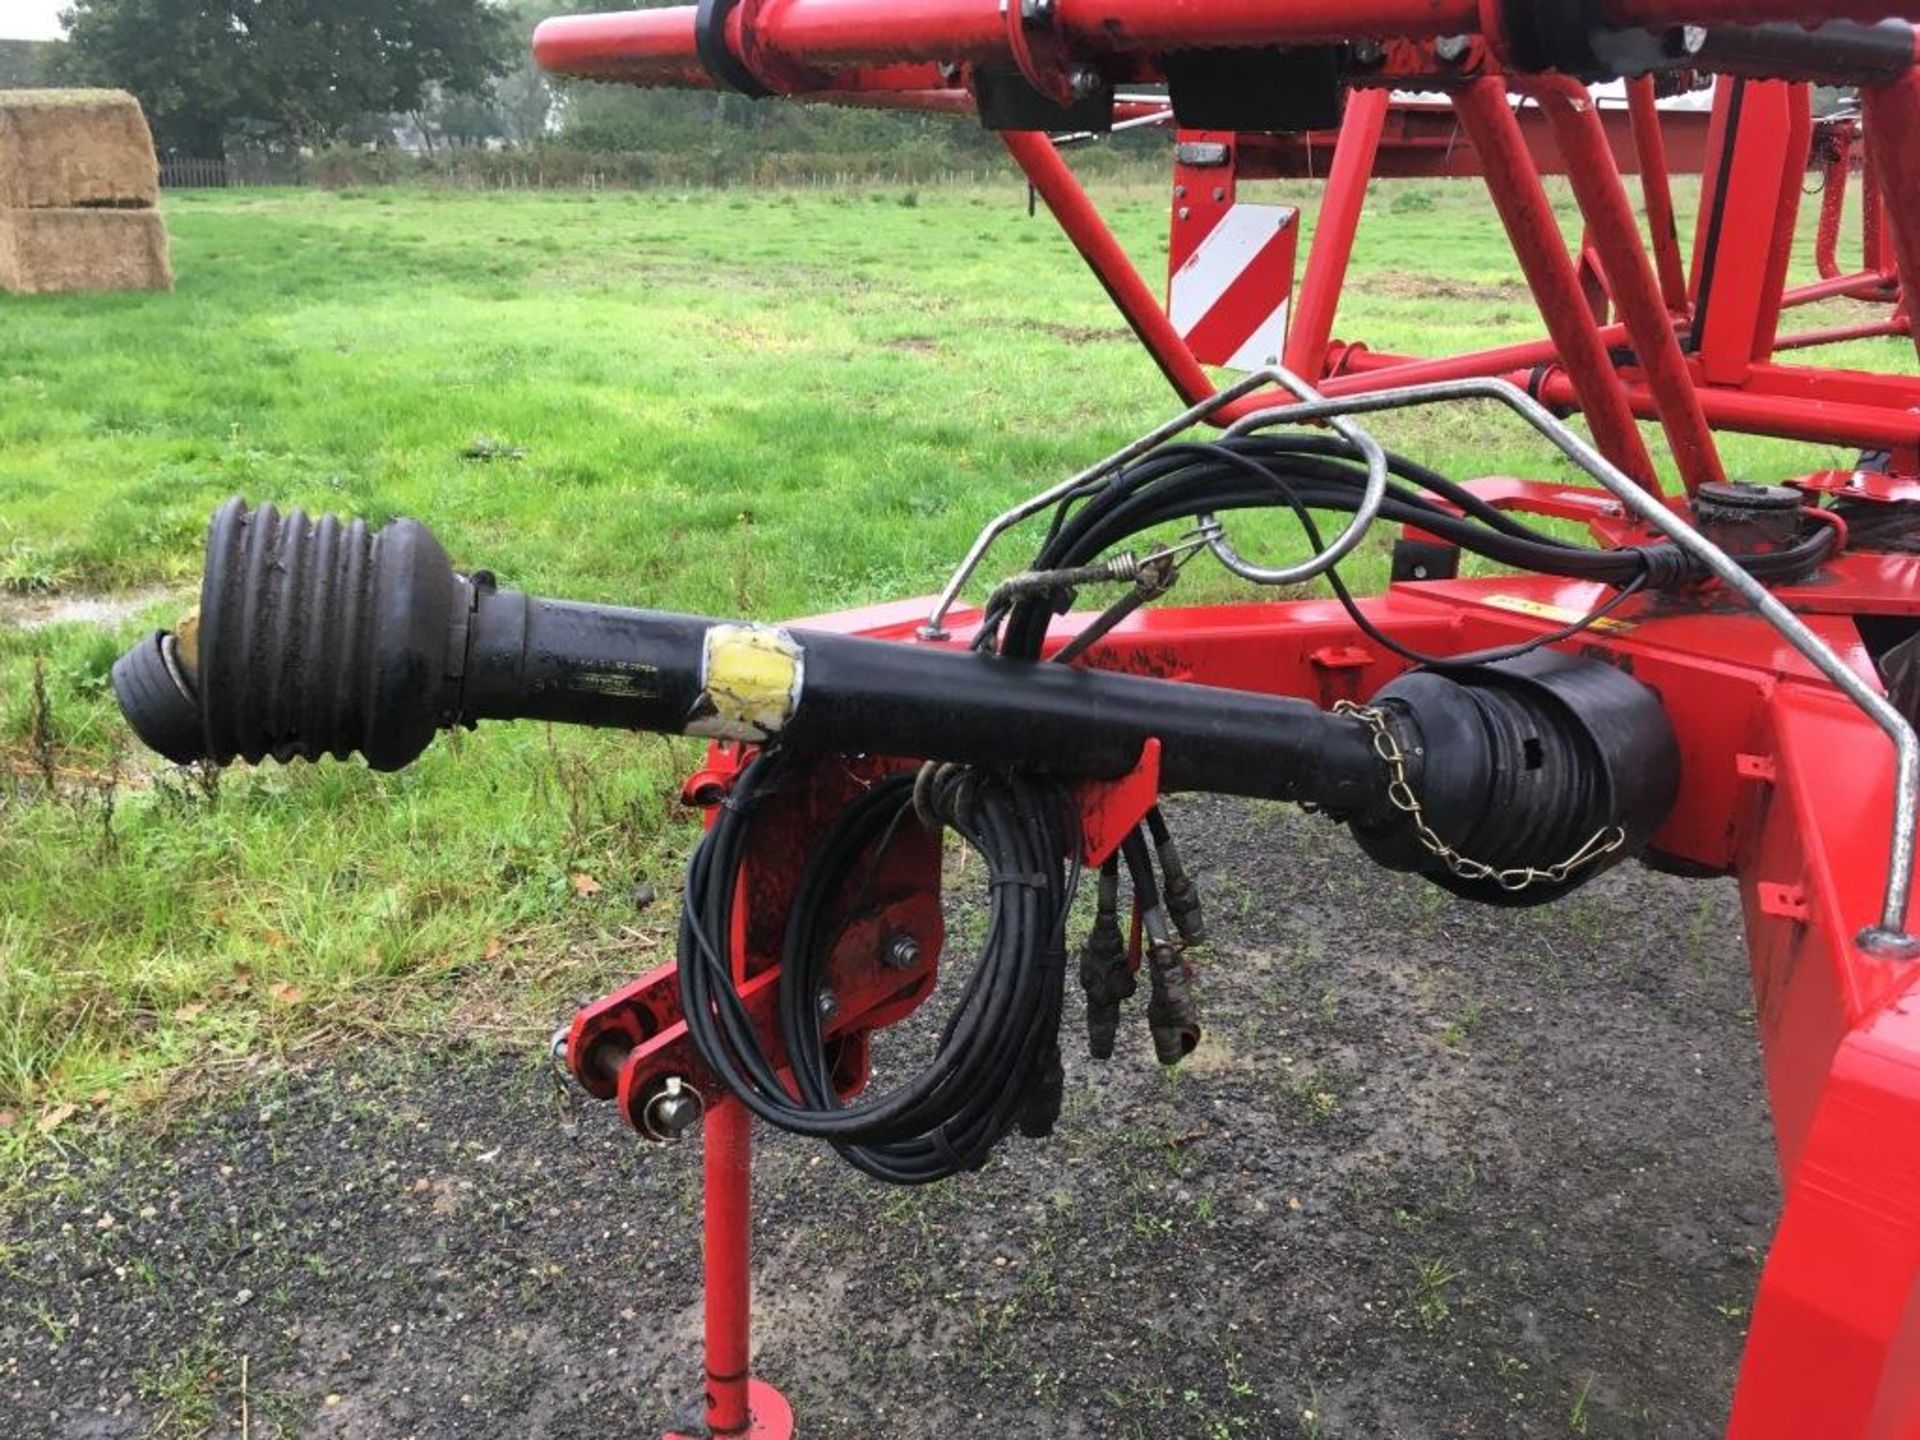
[[1214, 373, 1920, 949]]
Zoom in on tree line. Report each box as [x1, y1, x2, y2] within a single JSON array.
[[14, 0, 1008, 170]]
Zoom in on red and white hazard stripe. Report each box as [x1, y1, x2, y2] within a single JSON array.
[[1168, 203, 1299, 372]]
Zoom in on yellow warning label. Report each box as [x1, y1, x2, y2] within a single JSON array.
[[1481, 593, 1637, 635], [689, 624, 803, 741]]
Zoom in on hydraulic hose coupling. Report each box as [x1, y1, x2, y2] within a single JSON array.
[[1078, 861, 1133, 1060], [1142, 905, 1200, 1066], [1153, 830, 1207, 945]]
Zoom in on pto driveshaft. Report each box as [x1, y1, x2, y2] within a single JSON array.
[[112, 499, 1679, 902]]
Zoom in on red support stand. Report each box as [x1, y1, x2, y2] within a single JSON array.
[[667, 1100, 795, 1440]]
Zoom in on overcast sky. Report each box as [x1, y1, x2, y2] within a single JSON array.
[[1, 0, 66, 41]]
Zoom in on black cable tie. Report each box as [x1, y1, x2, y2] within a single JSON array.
[[695, 0, 774, 98], [929, 1123, 964, 1173], [1627, 544, 1696, 590], [990, 871, 1051, 891]]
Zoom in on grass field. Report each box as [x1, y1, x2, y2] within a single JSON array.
[[0, 169, 1895, 1175]]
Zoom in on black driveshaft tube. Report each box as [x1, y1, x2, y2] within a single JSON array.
[[113, 499, 1682, 900]]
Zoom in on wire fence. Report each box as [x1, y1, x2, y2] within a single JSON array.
[[159, 154, 307, 189], [157, 157, 229, 189], [154, 147, 1163, 193]]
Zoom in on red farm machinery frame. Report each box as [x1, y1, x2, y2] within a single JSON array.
[[526, 7, 1920, 1435], [104, 5, 1920, 1439]]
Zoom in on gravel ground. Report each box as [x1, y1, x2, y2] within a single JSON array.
[[0, 794, 1776, 1439]]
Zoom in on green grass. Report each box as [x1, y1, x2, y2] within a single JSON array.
[[0, 170, 1904, 1175]]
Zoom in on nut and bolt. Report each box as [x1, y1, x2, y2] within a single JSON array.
[[1068, 66, 1102, 100], [884, 932, 923, 970], [1434, 34, 1472, 64], [816, 989, 839, 1021]]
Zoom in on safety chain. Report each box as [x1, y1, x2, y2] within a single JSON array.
[[1332, 701, 1627, 893]]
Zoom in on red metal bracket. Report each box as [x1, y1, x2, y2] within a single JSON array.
[[1076, 736, 1162, 867], [1001, 0, 1082, 107]]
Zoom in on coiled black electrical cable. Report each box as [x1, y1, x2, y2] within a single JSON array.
[[677, 753, 1076, 1185]]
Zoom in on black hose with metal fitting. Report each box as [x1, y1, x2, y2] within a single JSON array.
[[1077, 854, 1132, 1060]]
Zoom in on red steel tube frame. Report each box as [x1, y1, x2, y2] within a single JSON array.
[[1754, 86, 1815, 362], [1782, 270, 1899, 308], [1815, 124, 1854, 282], [1450, 78, 1661, 492], [1626, 76, 1690, 311], [1529, 75, 1725, 492], [535, 2, 1920, 90], [1284, 88, 1390, 382], [534, 11, 1920, 1437], [1861, 71, 1920, 369], [532, 0, 1481, 85], [999, 128, 1217, 409], [1772, 314, 1912, 353], [1863, 135, 1891, 277]]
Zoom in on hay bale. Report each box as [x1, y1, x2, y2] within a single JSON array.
[[0, 208, 172, 294], [0, 89, 159, 210]]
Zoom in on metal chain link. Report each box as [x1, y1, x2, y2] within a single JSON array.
[[1333, 700, 1627, 893]]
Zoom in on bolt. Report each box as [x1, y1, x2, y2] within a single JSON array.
[[548, 1025, 570, 1065], [1068, 66, 1101, 100], [1351, 40, 1385, 68], [884, 932, 922, 970], [1210, 186, 1225, 203], [1020, 0, 1052, 23], [816, 989, 839, 1021], [1680, 24, 1708, 56], [1434, 34, 1471, 64], [1173, 184, 1186, 199], [642, 1076, 703, 1141], [1177, 205, 1190, 221]]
